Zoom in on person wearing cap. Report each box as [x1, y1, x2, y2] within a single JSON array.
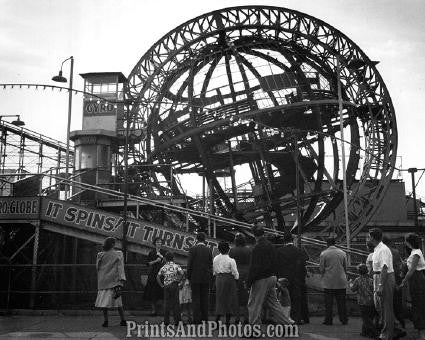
[[246, 225, 291, 325]]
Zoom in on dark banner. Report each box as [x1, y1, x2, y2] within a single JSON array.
[[0, 197, 39, 219], [40, 198, 217, 255]]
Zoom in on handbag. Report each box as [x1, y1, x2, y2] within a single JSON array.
[[113, 285, 122, 299]]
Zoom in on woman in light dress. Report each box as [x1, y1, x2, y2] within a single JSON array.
[[95, 237, 126, 327]]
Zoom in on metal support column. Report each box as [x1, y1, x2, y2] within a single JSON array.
[[408, 168, 419, 227], [169, 166, 174, 205], [122, 99, 130, 262], [228, 142, 238, 210], [71, 238, 78, 296], [29, 225, 40, 309], [209, 178, 214, 232], [294, 135, 303, 247], [64, 56, 74, 200], [0, 125, 5, 173], [202, 174, 206, 211], [337, 57, 351, 258]]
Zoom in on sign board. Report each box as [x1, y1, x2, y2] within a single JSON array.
[[40, 198, 217, 255], [83, 99, 117, 116], [82, 97, 124, 132], [0, 197, 218, 255], [0, 197, 39, 220]]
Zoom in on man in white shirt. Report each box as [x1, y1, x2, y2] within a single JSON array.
[[369, 228, 395, 340], [213, 241, 239, 325]]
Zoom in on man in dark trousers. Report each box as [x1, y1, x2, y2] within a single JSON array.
[[369, 228, 395, 340], [319, 237, 348, 325], [187, 232, 213, 324], [247, 225, 291, 325], [276, 233, 309, 324]]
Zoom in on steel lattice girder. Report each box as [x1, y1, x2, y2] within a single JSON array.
[[125, 6, 397, 237]]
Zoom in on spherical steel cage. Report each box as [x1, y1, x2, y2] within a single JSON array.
[[126, 6, 397, 237]]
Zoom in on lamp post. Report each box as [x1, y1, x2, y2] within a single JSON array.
[[0, 114, 25, 127], [336, 57, 351, 254], [334, 56, 367, 256], [52, 56, 74, 199]]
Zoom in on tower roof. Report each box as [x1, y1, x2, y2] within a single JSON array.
[[80, 72, 127, 83]]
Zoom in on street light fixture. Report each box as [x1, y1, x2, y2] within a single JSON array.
[[52, 71, 68, 83], [52, 56, 74, 199], [0, 114, 25, 127]]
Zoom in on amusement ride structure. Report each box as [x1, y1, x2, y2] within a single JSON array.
[[0, 6, 401, 308]]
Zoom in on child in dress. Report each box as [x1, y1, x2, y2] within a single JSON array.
[[349, 264, 379, 338], [179, 269, 192, 324], [276, 278, 295, 324]]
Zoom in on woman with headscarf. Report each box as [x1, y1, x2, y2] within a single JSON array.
[[399, 233, 425, 340], [95, 237, 126, 327], [143, 237, 166, 315]]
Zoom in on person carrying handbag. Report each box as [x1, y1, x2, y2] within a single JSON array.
[[95, 237, 127, 327]]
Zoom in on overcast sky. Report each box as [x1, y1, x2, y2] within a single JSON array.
[[1, 0, 424, 198]]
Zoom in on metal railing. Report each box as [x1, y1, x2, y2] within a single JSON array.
[[0, 263, 359, 311], [0, 264, 148, 310]]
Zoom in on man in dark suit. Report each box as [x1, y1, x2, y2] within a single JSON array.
[[187, 232, 213, 323], [276, 233, 309, 324], [246, 226, 291, 325], [319, 237, 348, 325]]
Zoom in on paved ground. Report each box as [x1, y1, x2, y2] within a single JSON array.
[[0, 314, 418, 340]]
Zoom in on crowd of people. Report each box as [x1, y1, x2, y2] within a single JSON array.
[[94, 227, 425, 340], [319, 228, 425, 340]]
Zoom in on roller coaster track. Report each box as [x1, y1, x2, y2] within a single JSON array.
[[0, 120, 73, 174]]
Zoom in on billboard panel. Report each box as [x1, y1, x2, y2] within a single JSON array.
[[0, 197, 39, 220], [40, 198, 217, 255]]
